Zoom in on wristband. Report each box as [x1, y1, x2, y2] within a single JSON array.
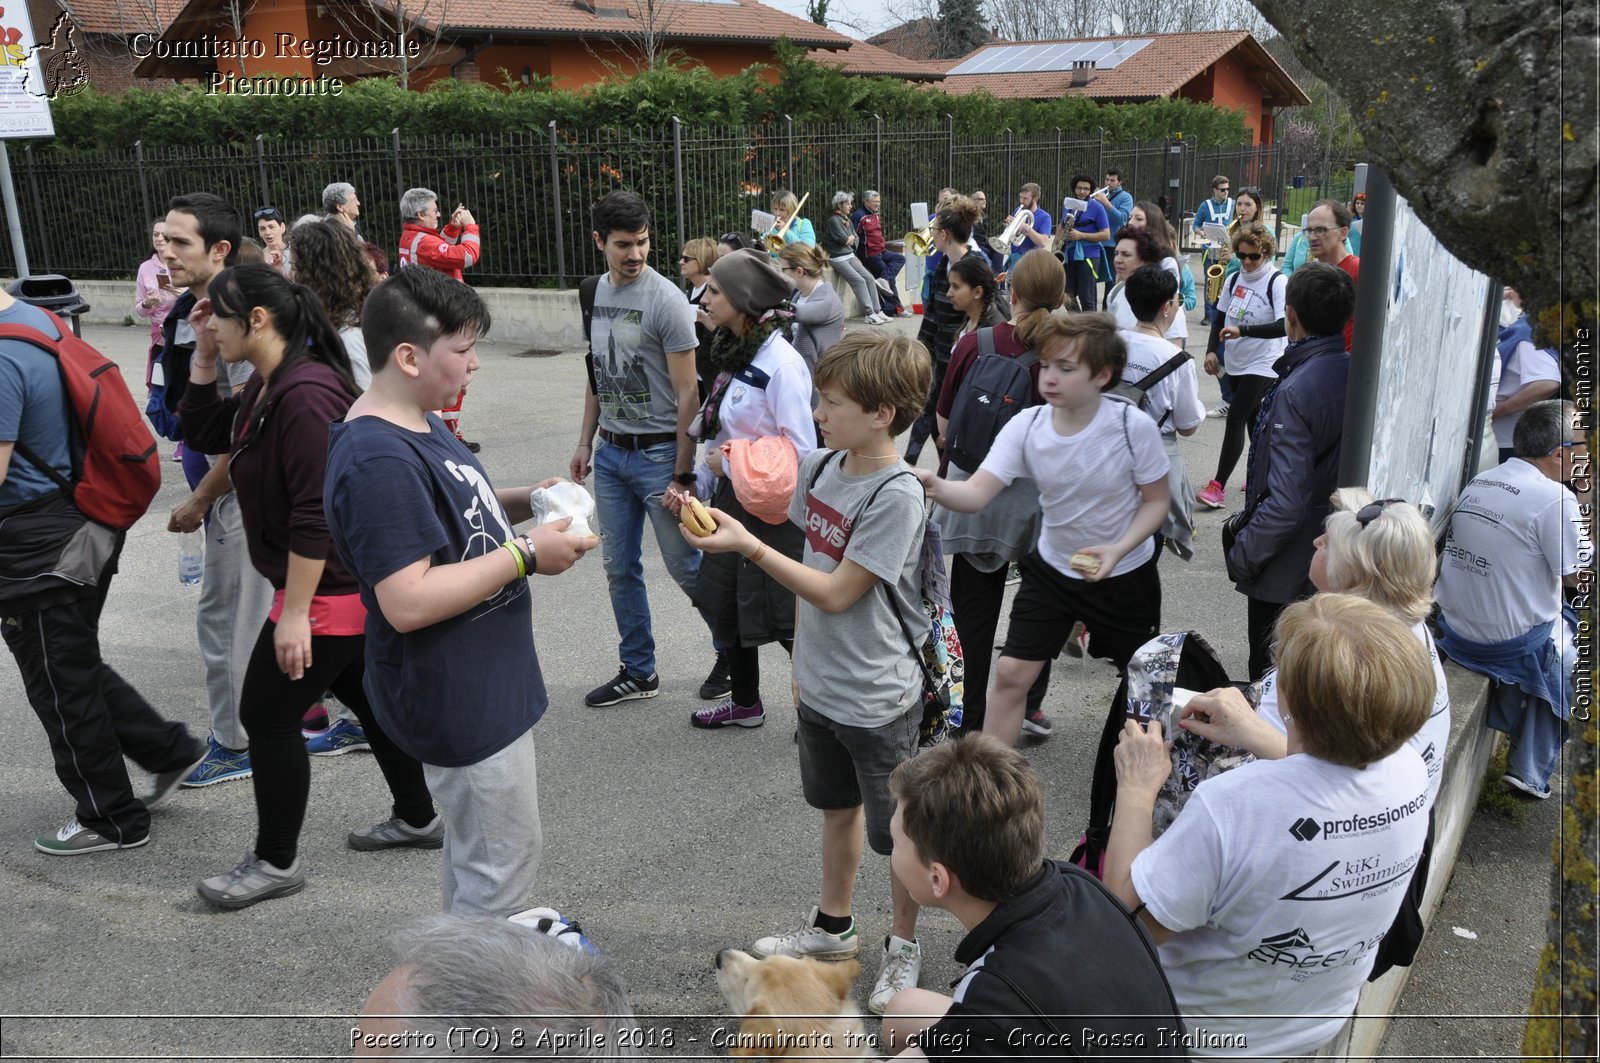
[[576, 442, 592, 451], [501, 539, 527, 579], [522, 535, 538, 577], [747, 543, 768, 565]]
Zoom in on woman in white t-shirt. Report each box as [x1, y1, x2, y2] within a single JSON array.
[[1195, 223, 1285, 510], [1105, 226, 1182, 341], [1104, 594, 1434, 1059], [669, 248, 816, 731]]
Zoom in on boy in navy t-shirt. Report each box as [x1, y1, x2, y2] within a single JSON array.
[[325, 267, 597, 915]]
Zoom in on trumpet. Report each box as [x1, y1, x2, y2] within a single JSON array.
[[762, 191, 809, 254], [1206, 262, 1227, 304], [989, 208, 1030, 254], [904, 226, 934, 257]]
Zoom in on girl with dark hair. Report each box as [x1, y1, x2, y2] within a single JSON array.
[[289, 219, 380, 390], [667, 248, 816, 730], [178, 263, 437, 909], [907, 195, 987, 463], [946, 255, 1005, 343], [1106, 225, 1187, 348]]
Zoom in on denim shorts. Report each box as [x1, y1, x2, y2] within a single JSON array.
[[796, 699, 920, 856]]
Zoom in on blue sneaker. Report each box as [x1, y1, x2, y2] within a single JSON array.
[[180, 735, 252, 788], [306, 718, 370, 757]]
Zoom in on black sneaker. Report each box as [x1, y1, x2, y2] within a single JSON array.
[[1022, 706, 1053, 738], [698, 651, 732, 700], [584, 665, 660, 707]]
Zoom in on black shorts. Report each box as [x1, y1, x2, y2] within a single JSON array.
[[795, 699, 920, 856], [1000, 549, 1161, 671]]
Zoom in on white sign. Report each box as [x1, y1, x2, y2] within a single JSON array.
[[0, 5, 62, 138]]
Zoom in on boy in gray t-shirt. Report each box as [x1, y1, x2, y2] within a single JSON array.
[[677, 332, 933, 1017]]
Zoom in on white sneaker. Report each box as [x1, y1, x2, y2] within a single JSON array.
[[865, 311, 887, 324], [751, 906, 860, 960], [868, 934, 922, 1015]]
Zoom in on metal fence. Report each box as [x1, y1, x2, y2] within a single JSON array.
[[4, 121, 1352, 287]]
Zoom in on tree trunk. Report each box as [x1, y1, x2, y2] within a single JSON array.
[[1250, 0, 1596, 346]]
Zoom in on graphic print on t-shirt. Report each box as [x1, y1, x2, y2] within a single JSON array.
[[446, 457, 520, 615], [1278, 785, 1429, 902], [1247, 926, 1387, 982], [592, 305, 652, 423], [804, 491, 854, 562]]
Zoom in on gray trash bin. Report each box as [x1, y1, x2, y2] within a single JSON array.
[[7, 275, 90, 337]]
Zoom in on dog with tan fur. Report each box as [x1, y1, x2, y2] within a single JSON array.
[[715, 948, 870, 1059]]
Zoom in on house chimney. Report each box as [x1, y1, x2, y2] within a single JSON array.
[[1070, 66, 1092, 87]]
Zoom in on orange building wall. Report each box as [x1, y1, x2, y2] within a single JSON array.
[[217, 2, 316, 80], [1178, 53, 1272, 145]]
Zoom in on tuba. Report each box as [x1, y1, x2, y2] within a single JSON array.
[[1206, 262, 1227, 304], [762, 192, 809, 254], [903, 226, 934, 257]]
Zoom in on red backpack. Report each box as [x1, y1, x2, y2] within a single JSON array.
[[0, 311, 160, 529]]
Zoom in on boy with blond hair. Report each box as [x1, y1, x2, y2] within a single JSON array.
[[880, 734, 1183, 1058], [682, 331, 933, 1014], [918, 312, 1170, 744]]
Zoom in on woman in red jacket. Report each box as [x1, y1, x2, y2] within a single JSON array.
[[179, 263, 437, 910]]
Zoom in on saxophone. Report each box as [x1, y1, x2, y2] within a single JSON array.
[[1206, 262, 1227, 304]]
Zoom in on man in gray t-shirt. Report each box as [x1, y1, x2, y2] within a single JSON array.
[[570, 192, 721, 707]]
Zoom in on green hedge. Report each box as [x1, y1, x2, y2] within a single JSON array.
[[42, 41, 1251, 150]]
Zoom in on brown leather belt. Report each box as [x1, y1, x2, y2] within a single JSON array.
[[597, 429, 677, 450]]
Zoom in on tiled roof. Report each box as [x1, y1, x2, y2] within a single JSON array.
[[806, 38, 947, 80], [53, 0, 185, 35], [940, 30, 1308, 106]]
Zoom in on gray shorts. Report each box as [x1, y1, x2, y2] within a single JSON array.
[[796, 699, 921, 855]]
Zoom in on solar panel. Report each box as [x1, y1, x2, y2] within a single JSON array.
[[945, 37, 1155, 76]]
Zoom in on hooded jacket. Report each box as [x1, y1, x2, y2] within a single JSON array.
[[178, 357, 358, 594], [398, 220, 481, 281], [1227, 333, 1348, 603]]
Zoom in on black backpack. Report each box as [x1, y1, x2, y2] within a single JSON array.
[[943, 327, 1039, 474]]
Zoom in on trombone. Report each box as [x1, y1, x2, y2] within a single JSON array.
[[762, 192, 810, 254]]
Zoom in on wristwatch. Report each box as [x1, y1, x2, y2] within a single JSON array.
[[519, 535, 537, 577], [673, 473, 697, 487]]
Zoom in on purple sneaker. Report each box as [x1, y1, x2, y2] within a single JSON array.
[[691, 698, 766, 729]]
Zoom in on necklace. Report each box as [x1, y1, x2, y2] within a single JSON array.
[[850, 450, 900, 461], [1134, 322, 1165, 338]]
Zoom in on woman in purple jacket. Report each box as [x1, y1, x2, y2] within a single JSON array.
[[179, 263, 437, 910]]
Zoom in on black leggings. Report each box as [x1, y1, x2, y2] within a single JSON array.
[[240, 621, 434, 869], [1212, 373, 1275, 488], [730, 639, 795, 707], [949, 554, 1050, 733]]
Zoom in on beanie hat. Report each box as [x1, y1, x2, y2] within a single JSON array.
[[708, 248, 792, 319]]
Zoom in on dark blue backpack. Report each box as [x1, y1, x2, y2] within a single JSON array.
[[943, 327, 1038, 474]]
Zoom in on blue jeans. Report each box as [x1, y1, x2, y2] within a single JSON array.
[[592, 437, 707, 677]]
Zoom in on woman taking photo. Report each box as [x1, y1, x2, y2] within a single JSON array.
[[820, 191, 889, 324], [672, 248, 816, 730], [932, 248, 1063, 737], [179, 263, 437, 909], [681, 236, 721, 397], [779, 242, 842, 376], [1195, 222, 1285, 510]]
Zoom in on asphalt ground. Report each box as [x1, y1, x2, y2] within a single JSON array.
[[0, 308, 1557, 1060]]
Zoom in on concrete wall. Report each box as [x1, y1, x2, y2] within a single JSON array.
[[1308, 662, 1498, 1059], [66, 264, 917, 352]]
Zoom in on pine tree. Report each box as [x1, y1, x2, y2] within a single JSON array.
[[807, 0, 829, 26], [936, 0, 989, 60]]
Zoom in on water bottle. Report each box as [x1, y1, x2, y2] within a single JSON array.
[[177, 530, 204, 587]]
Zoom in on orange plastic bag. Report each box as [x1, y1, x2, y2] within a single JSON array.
[[722, 436, 799, 525]]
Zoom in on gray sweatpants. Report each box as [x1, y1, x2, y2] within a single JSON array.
[[423, 728, 542, 916], [198, 490, 273, 749]]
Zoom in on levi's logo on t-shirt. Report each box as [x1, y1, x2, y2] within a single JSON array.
[[805, 493, 853, 562]]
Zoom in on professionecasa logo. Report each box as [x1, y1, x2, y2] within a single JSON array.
[[2, 10, 87, 99], [1288, 817, 1321, 841]]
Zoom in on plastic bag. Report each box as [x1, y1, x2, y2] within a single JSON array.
[[529, 481, 596, 538]]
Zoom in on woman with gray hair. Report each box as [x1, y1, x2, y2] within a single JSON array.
[[322, 182, 361, 230], [820, 190, 889, 324]]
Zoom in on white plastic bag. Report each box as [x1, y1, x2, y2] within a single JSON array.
[[529, 481, 596, 539]]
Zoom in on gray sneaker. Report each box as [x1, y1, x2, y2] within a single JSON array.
[[34, 817, 149, 856], [143, 744, 208, 809], [197, 850, 305, 909], [348, 815, 445, 851]]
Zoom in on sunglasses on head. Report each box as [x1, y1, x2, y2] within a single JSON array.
[[253, 207, 282, 221], [1355, 498, 1406, 527]]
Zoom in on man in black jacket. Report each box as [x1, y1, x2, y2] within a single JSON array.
[[1225, 263, 1355, 678]]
